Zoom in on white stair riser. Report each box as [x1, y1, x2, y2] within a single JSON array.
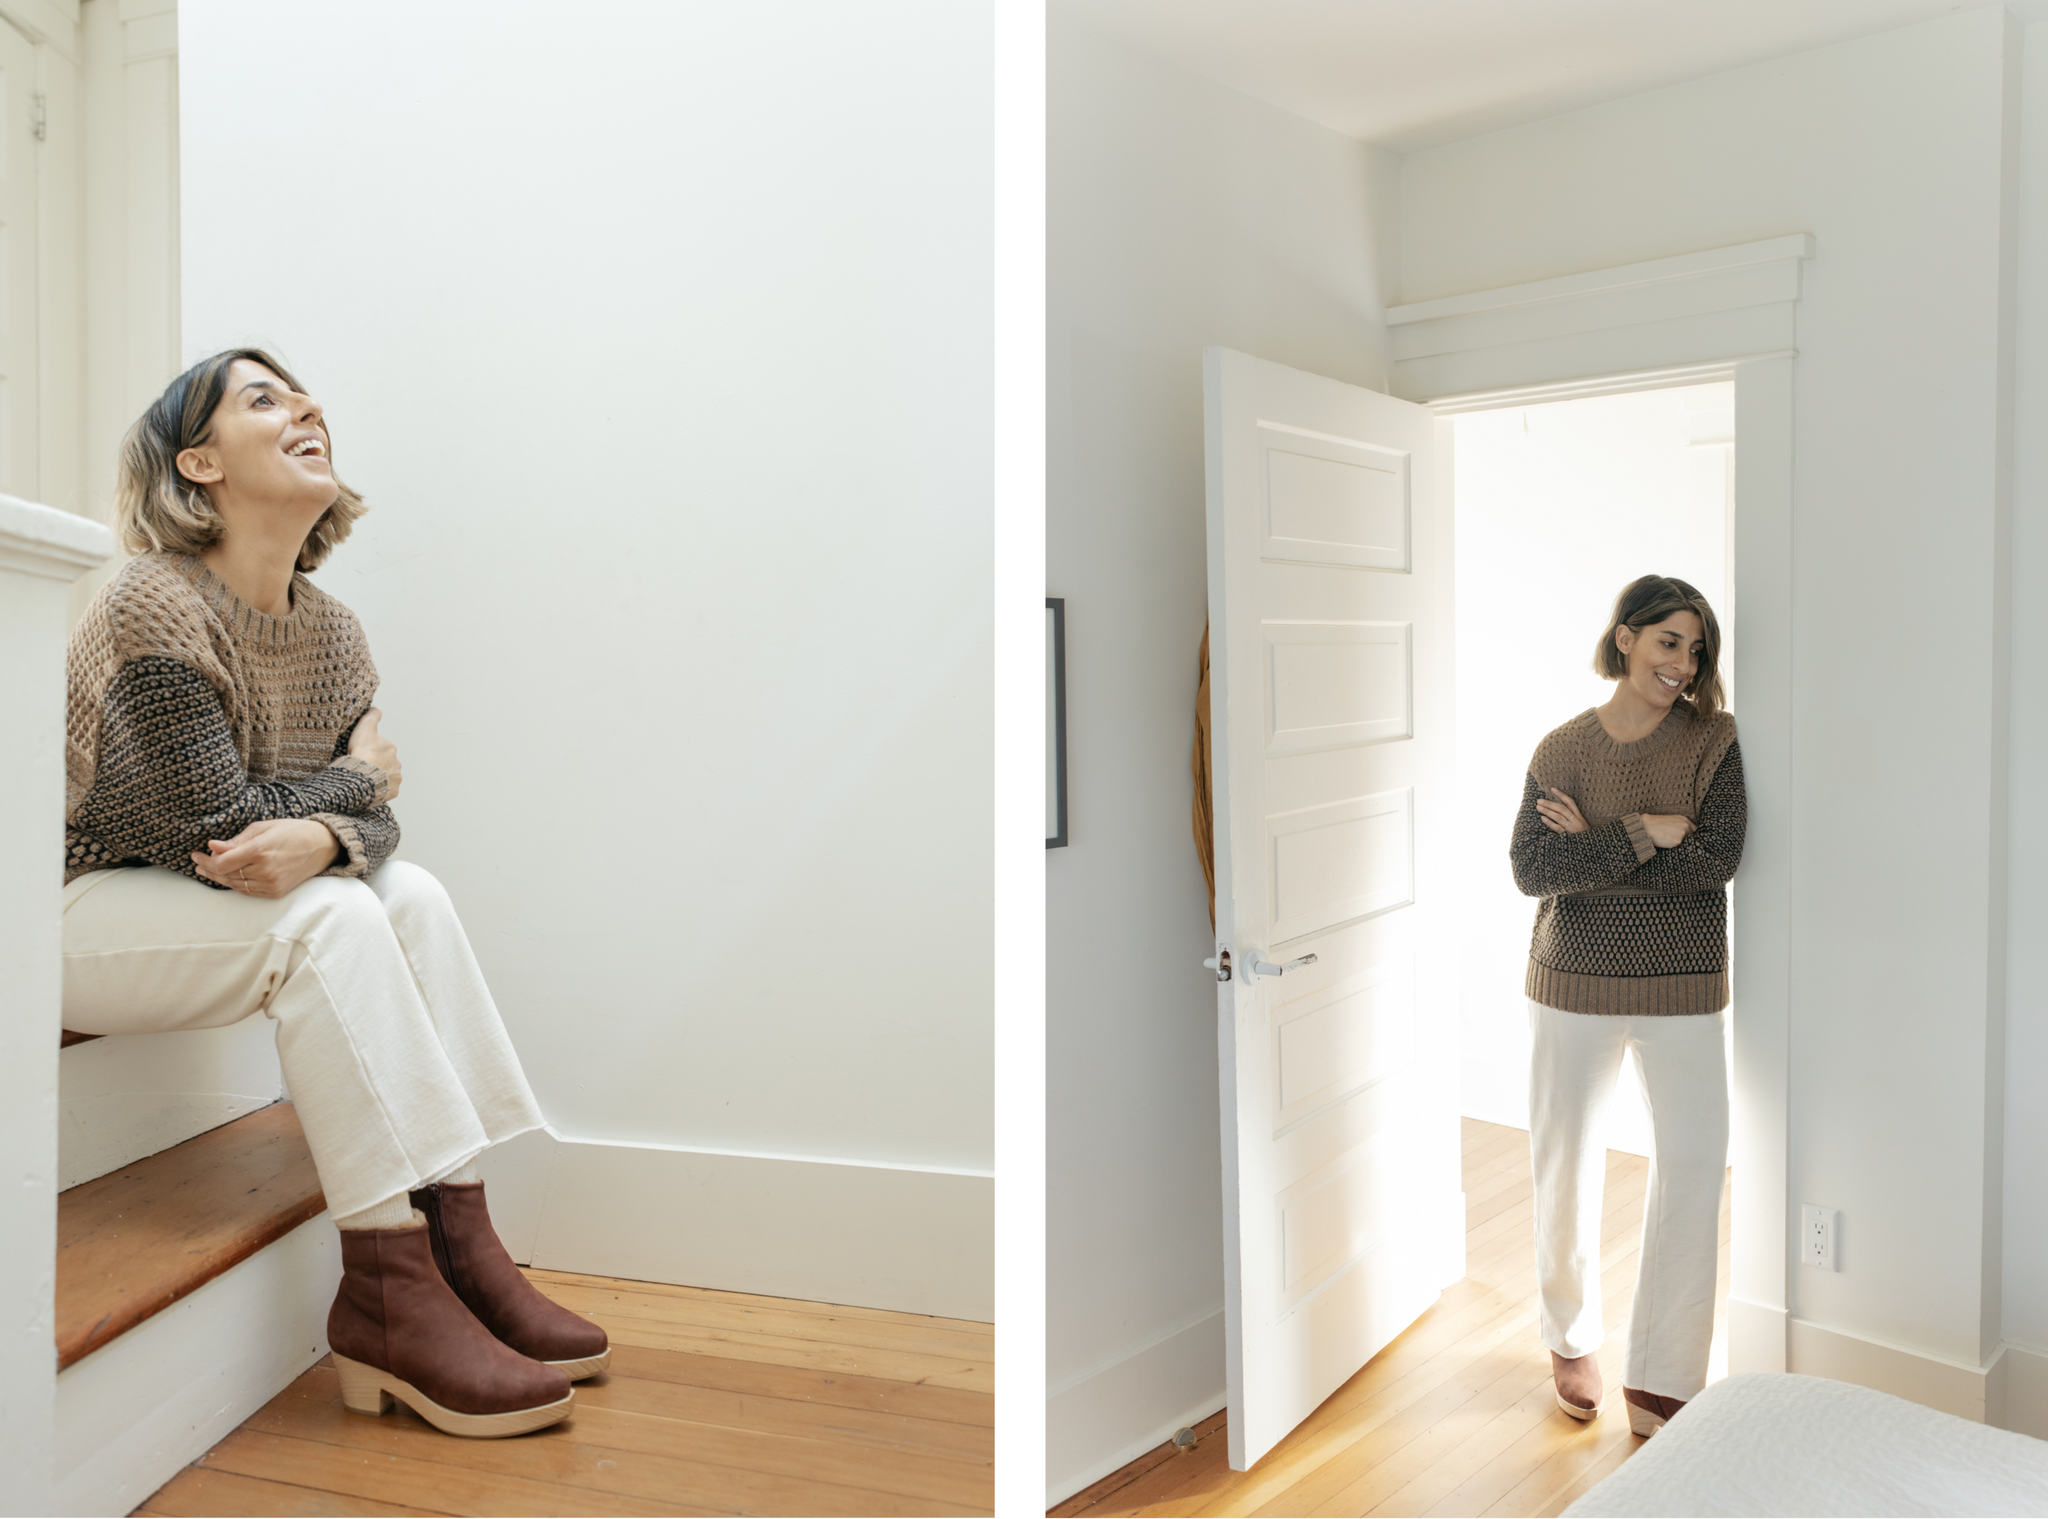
[[53, 1213, 337, 1517], [60, 1020, 283, 1189]]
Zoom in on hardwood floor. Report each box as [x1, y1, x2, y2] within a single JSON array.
[[1053, 1118, 1732, 1518], [137, 1268, 993, 1517]]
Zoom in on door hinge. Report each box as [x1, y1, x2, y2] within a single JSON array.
[[30, 93, 45, 141]]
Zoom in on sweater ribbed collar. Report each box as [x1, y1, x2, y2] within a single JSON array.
[[1576, 700, 1692, 763], [175, 553, 314, 651]]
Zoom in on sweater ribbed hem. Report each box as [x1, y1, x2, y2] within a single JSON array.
[[314, 812, 370, 877], [1620, 813, 1656, 864], [1525, 961, 1727, 1016], [332, 754, 392, 806]]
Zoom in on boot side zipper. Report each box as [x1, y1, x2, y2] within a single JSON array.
[[419, 1182, 460, 1290]]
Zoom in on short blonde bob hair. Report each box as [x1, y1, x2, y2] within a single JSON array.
[[1594, 574, 1726, 718], [114, 348, 366, 571]]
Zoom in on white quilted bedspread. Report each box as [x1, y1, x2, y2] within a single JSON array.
[[1564, 1371, 2048, 1517]]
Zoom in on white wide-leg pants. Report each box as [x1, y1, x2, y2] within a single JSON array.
[[61, 861, 546, 1221], [1528, 998, 1728, 1401]]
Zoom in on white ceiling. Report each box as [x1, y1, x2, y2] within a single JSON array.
[[1058, 0, 2047, 151]]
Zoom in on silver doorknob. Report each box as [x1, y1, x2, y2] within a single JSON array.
[[1244, 952, 1317, 983]]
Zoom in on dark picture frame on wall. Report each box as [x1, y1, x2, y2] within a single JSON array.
[[1047, 597, 1068, 848]]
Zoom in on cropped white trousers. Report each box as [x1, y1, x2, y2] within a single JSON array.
[[61, 861, 546, 1220], [1528, 998, 1728, 1401]]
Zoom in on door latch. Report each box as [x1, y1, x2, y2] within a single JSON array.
[[1202, 949, 1232, 983]]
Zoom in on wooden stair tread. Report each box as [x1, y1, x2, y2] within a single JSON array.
[[61, 1029, 101, 1046], [57, 1101, 326, 1369]]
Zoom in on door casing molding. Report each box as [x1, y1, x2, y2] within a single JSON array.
[[1391, 238, 1813, 1379]]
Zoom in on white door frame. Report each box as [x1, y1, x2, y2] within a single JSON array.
[[1387, 234, 1814, 1377]]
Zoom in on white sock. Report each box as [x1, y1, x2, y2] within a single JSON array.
[[336, 1194, 418, 1231], [428, 1160, 480, 1185]]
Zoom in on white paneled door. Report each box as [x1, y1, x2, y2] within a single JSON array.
[[1203, 348, 1463, 1472]]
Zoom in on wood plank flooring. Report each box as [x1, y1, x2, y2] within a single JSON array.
[[138, 1268, 993, 1517], [1054, 1118, 1732, 1518]]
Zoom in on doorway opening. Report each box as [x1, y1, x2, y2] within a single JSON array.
[[1450, 381, 1736, 1165]]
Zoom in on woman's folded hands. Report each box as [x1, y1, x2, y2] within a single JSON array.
[[192, 818, 344, 897], [1537, 787, 1695, 848]]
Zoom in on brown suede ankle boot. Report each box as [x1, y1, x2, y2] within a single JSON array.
[[412, 1180, 612, 1379], [327, 1216, 573, 1437], [1623, 1387, 1688, 1436]]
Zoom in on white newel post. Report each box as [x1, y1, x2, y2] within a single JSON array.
[[0, 499, 113, 1519]]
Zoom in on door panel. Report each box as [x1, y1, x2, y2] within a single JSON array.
[[1263, 621, 1411, 755], [1204, 348, 1462, 1472]]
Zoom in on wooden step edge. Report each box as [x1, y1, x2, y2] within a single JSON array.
[[56, 1101, 327, 1370], [61, 1030, 101, 1047]]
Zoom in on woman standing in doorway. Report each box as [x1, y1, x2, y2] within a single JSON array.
[[1510, 574, 1746, 1437]]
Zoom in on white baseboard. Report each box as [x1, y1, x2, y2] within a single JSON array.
[[1045, 1310, 1226, 1509], [1727, 1295, 1788, 1374], [477, 1128, 993, 1322], [59, 1019, 283, 1188], [1786, 1317, 2007, 1424], [52, 1210, 338, 1518], [1994, 1342, 2048, 1440]]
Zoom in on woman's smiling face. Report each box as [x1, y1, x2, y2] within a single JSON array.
[[176, 358, 338, 515], [1616, 610, 1704, 710]]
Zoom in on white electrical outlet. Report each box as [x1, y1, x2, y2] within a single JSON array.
[[1801, 1204, 1840, 1270]]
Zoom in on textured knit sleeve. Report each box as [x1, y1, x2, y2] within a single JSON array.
[[1509, 773, 1652, 897], [68, 656, 392, 888], [311, 708, 401, 877], [1615, 740, 1747, 893]]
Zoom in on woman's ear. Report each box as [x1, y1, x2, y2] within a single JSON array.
[[175, 446, 222, 486], [1613, 623, 1636, 661]]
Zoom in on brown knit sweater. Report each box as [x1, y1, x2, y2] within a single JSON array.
[[1510, 703, 1745, 1015], [64, 553, 397, 888]]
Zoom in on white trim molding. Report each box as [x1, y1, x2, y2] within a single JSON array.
[[1425, 355, 1792, 415], [1782, 1318, 2048, 1434], [0, 491, 114, 578], [1998, 1342, 2048, 1440], [478, 1126, 993, 1322], [1388, 235, 1815, 402], [0, 0, 79, 60], [0, 495, 111, 1517], [1046, 1309, 1226, 1508]]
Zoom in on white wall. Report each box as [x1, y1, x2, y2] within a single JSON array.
[[1454, 385, 1732, 1156], [2001, 17, 2048, 1436], [1405, 6, 2024, 1406], [1045, 7, 1398, 1499], [178, 1, 992, 1317]]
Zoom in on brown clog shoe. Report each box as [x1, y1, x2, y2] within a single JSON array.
[[1623, 1386, 1688, 1436], [327, 1215, 573, 1437], [413, 1179, 612, 1379]]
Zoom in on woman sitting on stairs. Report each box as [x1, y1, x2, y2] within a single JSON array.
[[59, 349, 605, 1440]]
